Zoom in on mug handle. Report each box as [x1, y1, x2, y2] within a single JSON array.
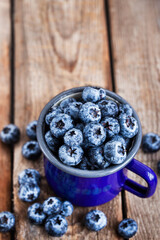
[[122, 158, 157, 198]]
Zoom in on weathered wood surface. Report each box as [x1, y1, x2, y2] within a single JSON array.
[[109, 0, 160, 239], [0, 1, 11, 240], [13, 0, 122, 239]]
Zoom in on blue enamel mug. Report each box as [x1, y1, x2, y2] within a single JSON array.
[[37, 87, 157, 207]]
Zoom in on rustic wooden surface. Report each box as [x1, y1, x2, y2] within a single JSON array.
[[0, 1, 11, 240], [109, 0, 160, 239], [0, 0, 159, 239]]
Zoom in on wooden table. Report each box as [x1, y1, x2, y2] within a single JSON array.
[[0, 0, 159, 239]]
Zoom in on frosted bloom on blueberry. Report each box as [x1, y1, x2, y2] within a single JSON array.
[[119, 116, 138, 138], [64, 128, 83, 147], [80, 102, 101, 123], [83, 123, 106, 146], [50, 114, 74, 138], [45, 215, 68, 237], [59, 145, 83, 166], [104, 140, 127, 164], [85, 210, 107, 231]]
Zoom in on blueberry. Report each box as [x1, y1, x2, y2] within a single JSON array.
[[80, 102, 101, 123], [0, 211, 15, 232], [119, 116, 138, 138], [104, 140, 127, 164], [60, 201, 73, 217], [45, 215, 68, 237], [64, 102, 82, 120], [50, 114, 74, 138], [98, 99, 119, 117], [82, 87, 100, 103], [99, 88, 106, 100], [60, 98, 76, 111], [26, 120, 37, 140], [142, 133, 160, 153], [45, 107, 62, 125], [43, 197, 62, 215], [88, 147, 110, 169], [45, 131, 59, 152], [101, 117, 120, 138], [28, 203, 46, 225], [18, 183, 40, 202], [119, 103, 133, 117], [83, 123, 106, 146], [85, 210, 107, 231], [18, 168, 41, 186], [59, 145, 83, 166], [0, 124, 20, 144], [64, 128, 83, 147], [77, 156, 96, 170], [75, 123, 84, 132], [118, 218, 138, 238], [157, 161, 160, 174], [22, 141, 41, 160]]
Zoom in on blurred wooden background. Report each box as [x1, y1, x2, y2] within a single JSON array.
[[0, 0, 159, 239]]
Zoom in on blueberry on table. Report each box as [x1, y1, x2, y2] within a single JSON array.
[[60, 201, 73, 217], [142, 133, 160, 153], [101, 117, 120, 138], [64, 128, 83, 147], [26, 120, 37, 140], [119, 103, 133, 117], [85, 210, 107, 231], [82, 87, 100, 103], [45, 215, 68, 237], [104, 140, 127, 164], [45, 131, 59, 153], [83, 123, 106, 146], [88, 146, 110, 169], [0, 211, 15, 233], [43, 197, 62, 216], [118, 218, 138, 238], [0, 124, 20, 144], [98, 99, 119, 117], [50, 113, 74, 138], [64, 101, 82, 120], [18, 183, 40, 202], [22, 141, 41, 160], [58, 145, 83, 166], [80, 102, 101, 123], [119, 116, 138, 138], [45, 107, 62, 125], [18, 168, 41, 186], [60, 97, 76, 111], [28, 203, 46, 225]]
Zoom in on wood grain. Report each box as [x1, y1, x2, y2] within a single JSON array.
[[0, 0, 11, 239], [109, 0, 160, 239], [13, 0, 122, 239]]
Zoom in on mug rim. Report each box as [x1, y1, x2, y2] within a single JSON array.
[[37, 86, 142, 178]]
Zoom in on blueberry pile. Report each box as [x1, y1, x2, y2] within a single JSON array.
[[44, 87, 139, 169], [18, 169, 41, 202], [27, 197, 73, 237]]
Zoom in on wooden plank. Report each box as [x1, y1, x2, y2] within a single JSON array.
[[109, 0, 160, 239], [13, 0, 123, 239], [0, 0, 11, 239]]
